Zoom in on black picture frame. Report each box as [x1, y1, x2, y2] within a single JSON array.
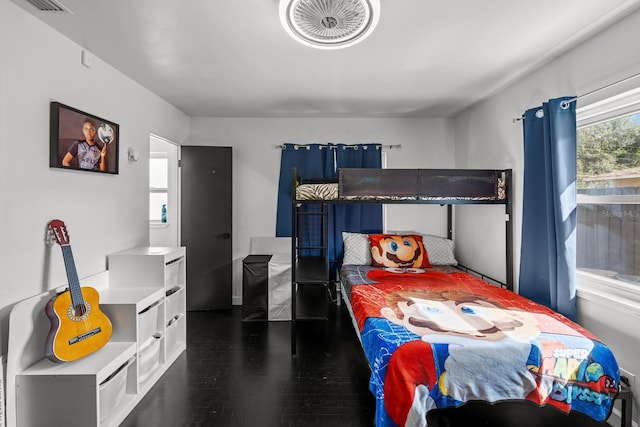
[[50, 102, 119, 174]]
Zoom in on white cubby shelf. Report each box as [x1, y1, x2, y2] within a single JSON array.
[[5, 246, 186, 427]]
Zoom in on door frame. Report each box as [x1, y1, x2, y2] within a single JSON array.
[[149, 133, 180, 247]]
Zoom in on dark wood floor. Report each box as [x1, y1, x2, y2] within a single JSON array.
[[120, 302, 617, 427], [120, 302, 376, 427]]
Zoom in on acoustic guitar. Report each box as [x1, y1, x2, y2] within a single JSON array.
[[45, 219, 113, 363]]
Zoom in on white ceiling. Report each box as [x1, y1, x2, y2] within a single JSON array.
[[11, 0, 640, 118]]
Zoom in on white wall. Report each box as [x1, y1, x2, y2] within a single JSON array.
[[189, 117, 455, 304], [453, 8, 640, 424], [0, 0, 190, 355]]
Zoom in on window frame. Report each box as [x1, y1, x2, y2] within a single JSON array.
[[575, 86, 640, 308], [149, 151, 170, 227]]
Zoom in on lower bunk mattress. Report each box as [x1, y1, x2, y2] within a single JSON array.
[[339, 264, 620, 427]]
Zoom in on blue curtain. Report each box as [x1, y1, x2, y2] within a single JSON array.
[[330, 144, 382, 273], [275, 143, 382, 276], [519, 97, 577, 321], [275, 144, 333, 238]]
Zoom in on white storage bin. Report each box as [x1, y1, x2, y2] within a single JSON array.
[[138, 300, 162, 345], [138, 333, 162, 384], [165, 257, 183, 288], [165, 286, 184, 320], [99, 358, 131, 422], [166, 313, 186, 358]]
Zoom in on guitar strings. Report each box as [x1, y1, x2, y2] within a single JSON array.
[[63, 245, 90, 337]]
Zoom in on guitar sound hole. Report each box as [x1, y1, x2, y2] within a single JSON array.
[[68, 301, 92, 320]]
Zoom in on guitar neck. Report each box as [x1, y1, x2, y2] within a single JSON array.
[[60, 244, 84, 308]]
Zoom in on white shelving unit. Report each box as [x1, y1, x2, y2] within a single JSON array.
[[5, 247, 186, 427], [16, 342, 137, 426], [99, 287, 166, 394], [108, 246, 187, 366]]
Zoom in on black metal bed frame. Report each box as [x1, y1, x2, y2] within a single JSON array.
[[288, 166, 632, 427]]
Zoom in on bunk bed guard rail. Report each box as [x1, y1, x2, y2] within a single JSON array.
[[338, 168, 507, 201]]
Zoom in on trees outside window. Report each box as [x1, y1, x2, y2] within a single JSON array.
[[577, 111, 640, 283]]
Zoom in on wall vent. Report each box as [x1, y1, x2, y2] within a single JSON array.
[[24, 0, 69, 12]]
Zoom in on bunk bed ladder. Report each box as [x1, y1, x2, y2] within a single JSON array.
[[291, 171, 331, 356]]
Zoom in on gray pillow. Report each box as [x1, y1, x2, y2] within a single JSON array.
[[342, 232, 371, 265]]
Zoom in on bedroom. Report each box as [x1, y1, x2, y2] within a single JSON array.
[[1, 0, 639, 426]]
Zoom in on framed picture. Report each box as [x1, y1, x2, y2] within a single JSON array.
[[50, 102, 119, 174]]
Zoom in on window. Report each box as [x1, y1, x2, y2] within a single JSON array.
[[149, 154, 168, 222], [576, 88, 640, 286]]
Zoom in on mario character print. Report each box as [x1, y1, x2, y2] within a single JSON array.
[[352, 268, 619, 426], [380, 287, 540, 426], [368, 234, 430, 268], [368, 277, 615, 426]]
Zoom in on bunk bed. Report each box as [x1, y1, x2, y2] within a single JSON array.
[[290, 167, 628, 427]]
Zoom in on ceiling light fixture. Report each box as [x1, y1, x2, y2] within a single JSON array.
[[279, 0, 380, 50]]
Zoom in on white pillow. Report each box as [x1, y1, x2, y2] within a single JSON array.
[[422, 234, 457, 265], [342, 232, 371, 265]]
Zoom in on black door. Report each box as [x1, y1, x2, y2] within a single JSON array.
[[181, 146, 232, 310]]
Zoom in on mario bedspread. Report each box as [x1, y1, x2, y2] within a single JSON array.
[[343, 266, 619, 427]]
